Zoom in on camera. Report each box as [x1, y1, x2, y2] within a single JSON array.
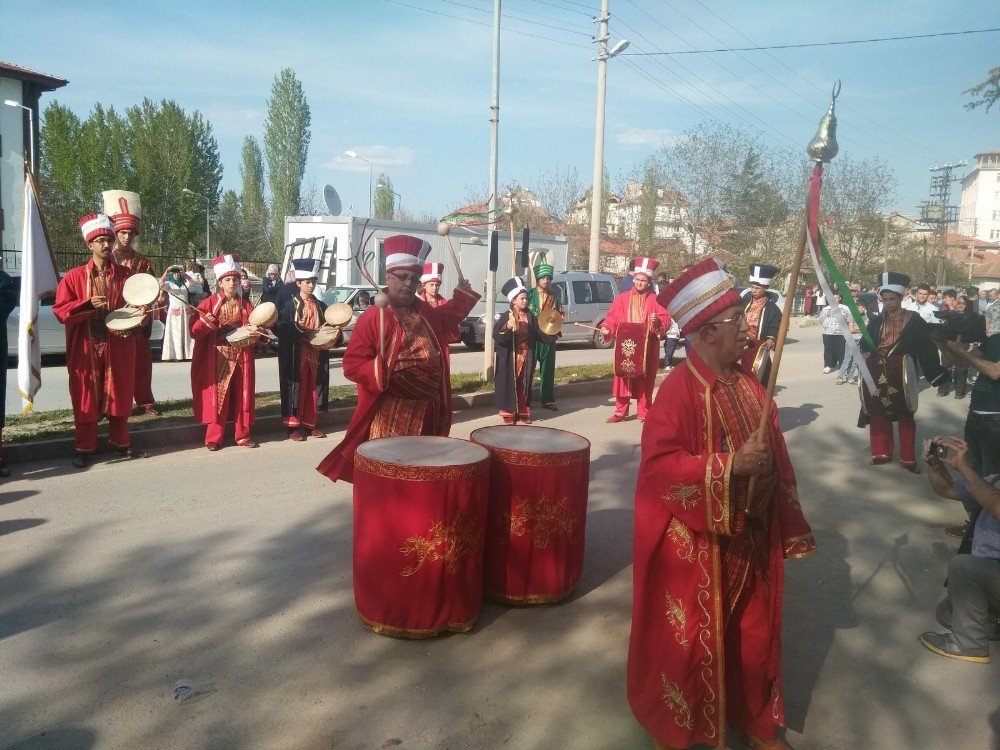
[[929, 309, 986, 344], [927, 441, 949, 459]]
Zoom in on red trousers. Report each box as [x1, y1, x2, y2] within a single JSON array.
[[284, 354, 318, 430], [869, 411, 917, 464], [75, 416, 130, 453], [205, 367, 252, 445], [134, 336, 155, 407], [615, 392, 652, 419]]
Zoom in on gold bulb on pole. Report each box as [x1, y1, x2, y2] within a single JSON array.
[[807, 81, 841, 163]]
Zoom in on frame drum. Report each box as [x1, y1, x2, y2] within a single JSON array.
[[105, 308, 143, 333], [353, 436, 490, 637], [860, 353, 919, 417], [122, 273, 161, 307], [248, 301, 277, 327], [224, 325, 259, 349], [325, 302, 353, 327], [309, 324, 341, 350], [470, 425, 590, 604]]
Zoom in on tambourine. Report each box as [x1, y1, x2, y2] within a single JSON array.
[[248, 301, 278, 328], [325, 302, 353, 327]]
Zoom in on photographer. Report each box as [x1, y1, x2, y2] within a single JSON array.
[[920, 436, 1000, 662]]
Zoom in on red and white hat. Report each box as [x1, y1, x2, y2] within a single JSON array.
[[102, 190, 142, 235], [211, 254, 242, 282], [631, 256, 659, 279], [79, 213, 115, 243], [385, 235, 432, 274], [657, 257, 742, 335], [421, 262, 444, 284]]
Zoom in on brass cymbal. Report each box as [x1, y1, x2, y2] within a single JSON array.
[[538, 307, 563, 336]]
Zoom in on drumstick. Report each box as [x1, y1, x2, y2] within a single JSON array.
[[570, 322, 601, 331], [436, 222, 468, 286], [164, 289, 215, 322], [374, 292, 389, 362]]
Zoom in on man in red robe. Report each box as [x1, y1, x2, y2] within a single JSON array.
[[104, 190, 160, 416], [629, 258, 815, 750], [599, 256, 671, 423], [53, 214, 140, 468], [190, 254, 259, 450], [317, 235, 480, 484]]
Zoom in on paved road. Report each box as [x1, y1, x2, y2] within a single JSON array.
[[1, 325, 998, 749], [6, 341, 615, 415]]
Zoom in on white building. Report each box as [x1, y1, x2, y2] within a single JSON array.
[[0, 61, 67, 268], [959, 150, 1000, 243]]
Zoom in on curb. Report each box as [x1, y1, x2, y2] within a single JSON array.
[[4, 375, 639, 465]]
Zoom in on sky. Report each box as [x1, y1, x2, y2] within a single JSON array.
[[3, 0, 997, 225]]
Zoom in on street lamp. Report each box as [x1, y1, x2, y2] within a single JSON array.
[[345, 150, 373, 218], [182, 188, 210, 260], [4, 99, 35, 175], [587, 1, 629, 272]]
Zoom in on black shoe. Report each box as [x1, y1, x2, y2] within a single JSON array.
[[937, 384, 951, 397], [0, 461, 10, 478], [919, 631, 990, 663], [72, 453, 90, 469], [542, 403, 558, 411]]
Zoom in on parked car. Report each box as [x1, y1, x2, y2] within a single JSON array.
[[320, 284, 380, 349], [459, 271, 618, 350], [6, 273, 164, 359]]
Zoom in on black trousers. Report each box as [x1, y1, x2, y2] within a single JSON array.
[[822, 334, 845, 369]]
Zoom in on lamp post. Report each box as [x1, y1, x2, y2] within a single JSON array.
[[4, 99, 35, 175], [587, 1, 629, 272], [345, 150, 373, 218], [182, 188, 210, 259]]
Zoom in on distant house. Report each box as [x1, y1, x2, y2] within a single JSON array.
[[0, 60, 68, 266], [959, 150, 1000, 244]]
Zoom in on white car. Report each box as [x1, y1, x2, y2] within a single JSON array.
[[6, 274, 164, 359]]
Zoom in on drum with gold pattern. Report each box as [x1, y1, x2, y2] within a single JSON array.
[[469, 425, 590, 605], [613, 321, 650, 378], [353, 436, 491, 637], [740, 339, 772, 386], [860, 353, 918, 417]]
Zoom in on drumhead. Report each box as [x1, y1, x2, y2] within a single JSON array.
[[357, 436, 489, 466], [105, 308, 142, 331], [309, 324, 340, 349], [248, 301, 277, 326], [122, 273, 161, 306], [225, 325, 255, 344], [325, 302, 353, 326], [470, 425, 589, 453], [902, 354, 919, 413]]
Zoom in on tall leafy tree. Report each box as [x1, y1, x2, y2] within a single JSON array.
[[264, 68, 311, 256], [239, 135, 270, 258], [635, 159, 662, 254], [39, 102, 85, 254], [213, 189, 243, 255], [374, 173, 395, 219]]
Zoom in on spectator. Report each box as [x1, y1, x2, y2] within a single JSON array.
[[941, 288, 958, 311], [819, 288, 849, 374], [803, 283, 816, 316], [238, 268, 252, 301], [355, 291, 372, 310], [160, 265, 194, 361], [814, 287, 826, 317], [919, 435, 1000, 663], [904, 282, 942, 325], [185, 261, 206, 306], [836, 283, 866, 385], [260, 264, 282, 306]]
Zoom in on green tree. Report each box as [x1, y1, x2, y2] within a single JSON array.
[[239, 135, 271, 258], [213, 190, 243, 255], [965, 66, 1000, 112], [635, 159, 662, 254], [264, 68, 311, 256], [374, 173, 396, 219], [39, 102, 85, 255]]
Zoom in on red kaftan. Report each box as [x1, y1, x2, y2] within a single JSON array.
[[52, 260, 137, 423], [602, 288, 670, 401], [190, 293, 256, 429], [113, 247, 156, 407], [316, 286, 480, 484], [628, 349, 815, 749]]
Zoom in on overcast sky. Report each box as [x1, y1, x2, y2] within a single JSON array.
[[3, 0, 996, 223]]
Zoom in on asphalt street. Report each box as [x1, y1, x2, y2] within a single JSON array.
[[1, 321, 998, 749]]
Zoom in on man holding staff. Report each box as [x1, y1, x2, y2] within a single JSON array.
[[316, 235, 480, 484], [527, 253, 563, 410], [53, 214, 140, 468], [628, 257, 815, 750]]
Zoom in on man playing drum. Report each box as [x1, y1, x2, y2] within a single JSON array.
[[629, 258, 815, 750], [861, 271, 950, 472], [190, 254, 259, 451], [278, 258, 340, 442], [53, 214, 141, 468], [527, 253, 563, 411], [104, 189, 160, 416], [316, 234, 480, 484], [740, 263, 782, 382], [599, 256, 671, 423]]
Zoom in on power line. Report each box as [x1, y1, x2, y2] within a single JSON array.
[[432, 0, 592, 37], [620, 27, 1000, 56]]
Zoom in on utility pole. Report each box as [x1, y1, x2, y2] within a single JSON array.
[[919, 161, 965, 285], [483, 0, 501, 382]]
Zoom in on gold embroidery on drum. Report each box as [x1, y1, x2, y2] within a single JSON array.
[[666, 518, 695, 563], [355, 452, 489, 481], [662, 483, 700, 510], [479, 446, 588, 468], [399, 515, 483, 576], [664, 592, 691, 649], [506, 493, 577, 549], [660, 675, 694, 730]]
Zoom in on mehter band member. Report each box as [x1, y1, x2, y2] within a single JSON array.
[[527, 253, 563, 410], [278, 258, 340, 441], [629, 257, 815, 750], [316, 235, 480, 484], [104, 189, 160, 416], [860, 271, 949, 473], [190, 254, 259, 451], [740, 263, 782, 382], [53, 214, 140, 468]]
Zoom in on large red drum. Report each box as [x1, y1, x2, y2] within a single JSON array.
[[353, 436, 490, 638], [740, 339, 772, 385], [613, 321, 651, 378], [469, 425, 591, 605]]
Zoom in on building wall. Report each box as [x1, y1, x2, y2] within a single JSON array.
[[0, 78, 26, 266], [960, 153, 1000, 243]]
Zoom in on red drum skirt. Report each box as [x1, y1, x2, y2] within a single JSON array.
[[470, 425, 591, 604], [353, 436, 490, 637]]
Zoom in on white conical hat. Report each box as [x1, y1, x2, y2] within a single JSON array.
[[102, 190, 142, 234]]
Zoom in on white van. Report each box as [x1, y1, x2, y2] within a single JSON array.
[[459, 271, 617, 350]]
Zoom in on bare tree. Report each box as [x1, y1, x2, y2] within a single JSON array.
[[532, 164, 583, 222], [965, 65, 1000, 112]]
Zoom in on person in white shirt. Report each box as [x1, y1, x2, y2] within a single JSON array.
[[819, 289, 850, 374], [904, 283, 944, 325]]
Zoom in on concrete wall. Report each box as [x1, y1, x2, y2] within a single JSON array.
[[0, 78, 25, 266]]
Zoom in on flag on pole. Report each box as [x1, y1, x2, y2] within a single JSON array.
[[804, 163, 876, 391], [18, 171, 60, 415]]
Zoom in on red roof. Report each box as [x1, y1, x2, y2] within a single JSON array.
[[0, 61, 67, 90]]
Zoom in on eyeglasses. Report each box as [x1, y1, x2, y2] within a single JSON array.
[[388, 271, 421, 284], [702, 311, 746, 328]]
